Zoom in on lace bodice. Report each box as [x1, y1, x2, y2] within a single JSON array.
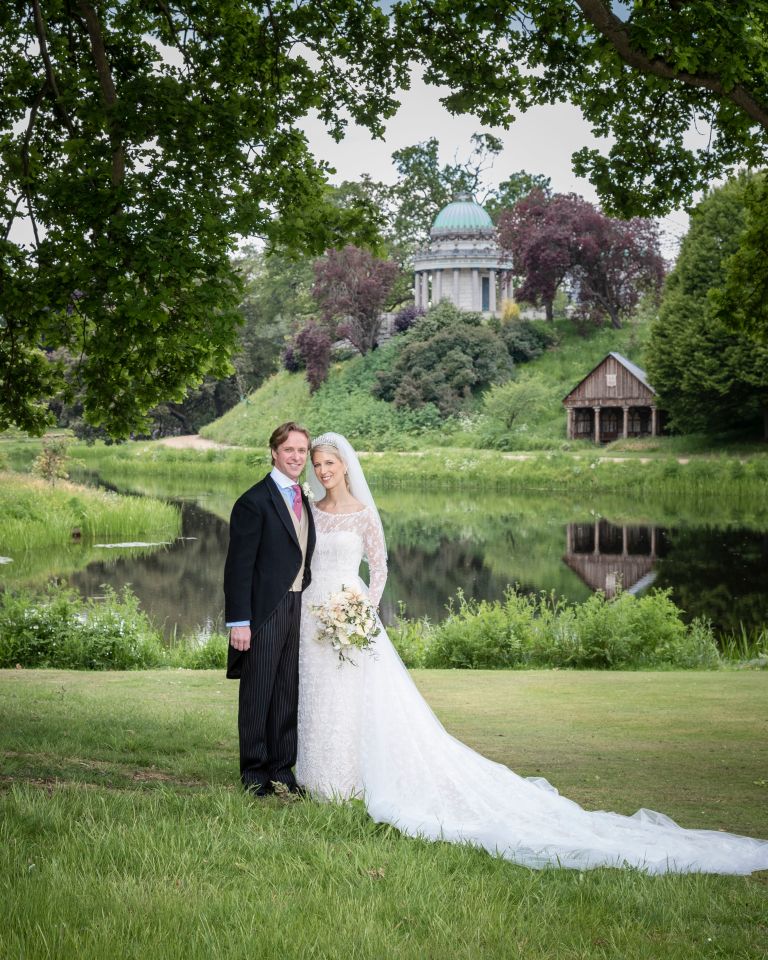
[[307, 504, 387, 607]]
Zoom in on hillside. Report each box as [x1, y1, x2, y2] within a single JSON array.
[[201, 314, 651, 452]]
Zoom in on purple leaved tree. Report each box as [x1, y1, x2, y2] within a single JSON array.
[[312, 245, 400, 354], [498, 191, 665, 327], [570, 214, 666, 329]]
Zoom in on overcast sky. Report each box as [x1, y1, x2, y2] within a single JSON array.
[[299, 66, 691, 260]]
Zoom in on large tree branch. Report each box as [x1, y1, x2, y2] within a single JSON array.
[[20, 84, 47, 249], [30, 0, 78, 136], [78, 1, 125, 185], [574, 0, 768, 132]]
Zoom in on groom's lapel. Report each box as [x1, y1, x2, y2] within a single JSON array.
[[267, 475, 300, 547]]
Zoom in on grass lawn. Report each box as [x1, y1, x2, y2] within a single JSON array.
[[1, 669, 767, 959]]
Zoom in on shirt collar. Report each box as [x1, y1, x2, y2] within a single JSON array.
[[270, 466, 299, 490]]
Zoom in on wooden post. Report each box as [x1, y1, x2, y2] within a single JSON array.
[[622, 406, 629, 438], [594, 406, 601, 443], [651, 406, 658, 436]]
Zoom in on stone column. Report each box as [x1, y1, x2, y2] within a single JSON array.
[[435, 269, 442, 304], [414, 272, 421, 309], [489, 269, 497, 314], [453, 268, 460, 306], [472, 268, 480, 310], [622, 405, 629, 439], [421, 272, 429, 309], [594, 406, 601, 444]]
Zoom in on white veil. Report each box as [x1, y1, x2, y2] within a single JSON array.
[[308, 432, 387, 558]]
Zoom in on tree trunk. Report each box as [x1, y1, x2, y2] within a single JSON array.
[[763, 403, 768, 442], [545, 299, 553, 323]]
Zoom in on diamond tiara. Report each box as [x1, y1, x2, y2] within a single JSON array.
[[311, 434, 340, 450]]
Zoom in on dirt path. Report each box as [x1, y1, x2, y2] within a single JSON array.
[[154, 434, 233, 451]]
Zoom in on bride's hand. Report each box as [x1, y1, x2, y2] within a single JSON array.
[[229, 625, 251, 651]]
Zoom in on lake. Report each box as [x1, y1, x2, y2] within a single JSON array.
[[3, 471, 767, 641]]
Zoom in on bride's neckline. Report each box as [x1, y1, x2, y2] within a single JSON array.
[[313, 503, 367, 516]]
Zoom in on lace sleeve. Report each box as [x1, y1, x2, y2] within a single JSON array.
[[361, 508, 387, 608]]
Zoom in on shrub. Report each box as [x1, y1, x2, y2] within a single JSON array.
[[281, 344, 304, 373], [481, 376, 552, 439], [0, 585, 165, 670], [295, 321, 332, 392], [500, 321, 556, 363], [393, 305, 425, 334], [0, 584, 230, 670], [415, 588, 721, 670], [374, 318, 512, 416], [31, 436, 73, 484]]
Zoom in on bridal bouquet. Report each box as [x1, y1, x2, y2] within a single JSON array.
[[311, 585, 380, 665]]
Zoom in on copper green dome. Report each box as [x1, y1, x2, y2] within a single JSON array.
[[430, 194, 494, 236]]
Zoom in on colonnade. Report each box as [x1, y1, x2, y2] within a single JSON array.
[[414, 267, 512, 313], [566, 405, 658, 440]]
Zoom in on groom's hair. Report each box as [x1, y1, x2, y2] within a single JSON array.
[[269, 421, 311, 462]]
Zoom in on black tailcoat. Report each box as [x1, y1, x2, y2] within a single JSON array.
[[223, 474, 316, 679]]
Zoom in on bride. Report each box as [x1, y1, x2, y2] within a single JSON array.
[[295, 432, 768, 874]]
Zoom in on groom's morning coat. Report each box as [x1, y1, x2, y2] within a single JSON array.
[[223, 474, 316, 679]]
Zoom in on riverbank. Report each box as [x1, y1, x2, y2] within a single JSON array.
[[2, 669, 766, 959], [8, 438, 765, 503], [0, 472, 180, 555]]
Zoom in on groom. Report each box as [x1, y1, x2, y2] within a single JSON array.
[[223, 421, 316, 795]]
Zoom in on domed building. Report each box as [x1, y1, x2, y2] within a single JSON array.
[[412, 194, 512, 315]]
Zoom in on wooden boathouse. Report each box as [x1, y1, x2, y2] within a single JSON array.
[[562, 352, 661, 443]]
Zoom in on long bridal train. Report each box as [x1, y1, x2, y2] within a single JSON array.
[[359, 629, 768, 874]]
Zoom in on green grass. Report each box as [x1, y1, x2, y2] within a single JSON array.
[[0, 472, 180, 553], [58, 439, 768, 505], [1, 669, 766, 959]]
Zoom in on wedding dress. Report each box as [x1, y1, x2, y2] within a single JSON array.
[[296, 442, 768, 875]]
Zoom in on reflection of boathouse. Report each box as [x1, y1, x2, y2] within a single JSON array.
[[564, 520, 667, 597], [562, 353, 662, 443]]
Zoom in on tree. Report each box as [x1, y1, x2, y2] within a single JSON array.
[[312, 245, 400, 355], [711, 172, 768, 344], [232, 247, 315, 397], [498, 191, 664, 327], [389, 134, 503, 250], [374, 302, 513, 416], [399, 1, 768, 215], [294, 322, 332, 393], [645, 176, 768, 439], [570, 212, 666, 329], [484, 171, 551, 222], [1, 1, 404, 435], [498, 190, 584, 322]]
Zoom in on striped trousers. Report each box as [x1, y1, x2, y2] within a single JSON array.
[[238, 591, 301, 791]]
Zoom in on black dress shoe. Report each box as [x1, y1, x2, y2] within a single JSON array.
[[242, 779, 271, 797], [270, 780, 306, 801]]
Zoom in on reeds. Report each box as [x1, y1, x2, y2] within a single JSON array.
[[0, 472, 180, 554]]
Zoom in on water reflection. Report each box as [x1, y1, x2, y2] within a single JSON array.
[[564, 520, 668, 598], [3, 477, 767, 639]]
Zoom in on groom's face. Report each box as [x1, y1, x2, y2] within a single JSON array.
[[272, 431, 309, 481]]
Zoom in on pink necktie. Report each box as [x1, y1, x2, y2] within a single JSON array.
[[290, 484, 302, 522]]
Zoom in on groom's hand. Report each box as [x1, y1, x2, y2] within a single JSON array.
[[229, 626, 251, 651]]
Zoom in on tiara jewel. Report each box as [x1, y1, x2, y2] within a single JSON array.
[[311, 433, 340, 449]]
